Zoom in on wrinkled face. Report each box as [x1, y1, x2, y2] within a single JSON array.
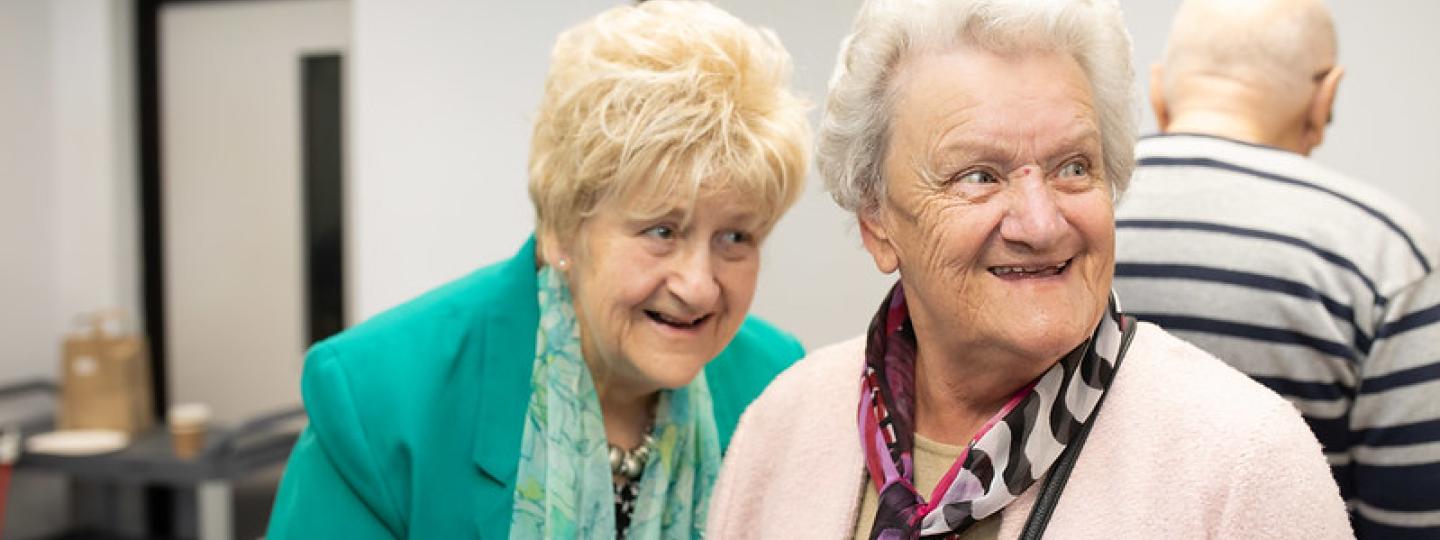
[[861, 47, 1115, 366], [546, 189, 765, 396]]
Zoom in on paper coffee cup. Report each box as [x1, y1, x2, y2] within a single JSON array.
[[168, 403, 211, 459]]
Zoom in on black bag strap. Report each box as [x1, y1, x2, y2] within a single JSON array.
[[1018, 315, 1138, 540]]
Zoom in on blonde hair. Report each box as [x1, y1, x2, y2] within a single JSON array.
[[819, 0, 1138, 214], [528, 0, 810, 245]]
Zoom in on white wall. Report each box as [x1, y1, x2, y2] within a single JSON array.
[[1307, 1, 1440, 221], [351, 1, 1440, 350], [350, 0, 617, 323], [0, 0, 139, 385], [53, 0, 143, 349], [0, 0, 58, 385], [0, 1, 137, 536], [0, 5, 65, 537]]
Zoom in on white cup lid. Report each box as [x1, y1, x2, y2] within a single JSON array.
[[168, 403, 212, 425]]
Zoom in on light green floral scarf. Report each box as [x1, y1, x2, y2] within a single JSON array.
[[510, 266, 720, 539]]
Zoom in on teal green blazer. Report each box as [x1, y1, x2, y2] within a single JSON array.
[[266, 238, 802, 539]]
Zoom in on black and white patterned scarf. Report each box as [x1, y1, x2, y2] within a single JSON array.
[[858, 281, 1130, 539]]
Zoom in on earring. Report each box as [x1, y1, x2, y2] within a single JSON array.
[[556, 258, 569, 270]]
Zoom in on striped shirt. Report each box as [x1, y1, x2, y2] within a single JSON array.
[[1114, 133, 1440, 538]]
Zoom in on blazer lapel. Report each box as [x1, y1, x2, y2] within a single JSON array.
[[469, 237, 541, 534]]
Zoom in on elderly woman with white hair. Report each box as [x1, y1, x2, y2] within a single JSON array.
[[707, 0, 1350, 538], [265, 1, 810, 538]]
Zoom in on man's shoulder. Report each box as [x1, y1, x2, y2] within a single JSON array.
[[1125, 134, 1438, 287], [1134, 134, 1435, 244]]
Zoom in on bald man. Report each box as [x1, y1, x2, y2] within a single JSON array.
[[1113, 0, 1440, 537]]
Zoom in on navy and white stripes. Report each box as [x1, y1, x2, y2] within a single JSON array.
[[1114, 134, 1440, 538]]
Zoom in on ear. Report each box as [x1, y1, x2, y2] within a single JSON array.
[[858, 206, 900, 275], [1148, 63, 1170, 132], [537, 226, 572, 270], [1302, 65, 1344, 155]]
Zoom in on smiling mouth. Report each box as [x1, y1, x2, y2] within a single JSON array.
[[645, 310, 712, 330], [988, 259, 1072, 278]]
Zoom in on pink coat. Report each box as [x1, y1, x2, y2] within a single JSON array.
[[708, 323, 1352, 539]]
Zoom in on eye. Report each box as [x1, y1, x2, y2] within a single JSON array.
[[714, 229, 758, 259], [643, 224, 676, 241], [953, 169, 1000, 184], [717, 230, 753, 246], [1058, 159, 1089, 178]]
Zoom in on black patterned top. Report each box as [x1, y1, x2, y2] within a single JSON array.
[[614, 478, 641, 538]]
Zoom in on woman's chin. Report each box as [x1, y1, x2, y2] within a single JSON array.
[[627, 354, 710, 391], [1002, 319, 1096, 362]]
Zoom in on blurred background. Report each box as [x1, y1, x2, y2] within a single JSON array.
[[2, 0, 1437, 538]]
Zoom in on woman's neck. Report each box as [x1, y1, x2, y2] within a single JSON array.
[[580, 334, 659, 449], [597, 381, 659, 450], [911, 347, 1050, 447]]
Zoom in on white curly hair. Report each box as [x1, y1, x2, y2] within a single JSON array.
[[818, 0, 1138, 214]]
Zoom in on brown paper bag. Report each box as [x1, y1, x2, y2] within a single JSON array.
[[58, 311, 155, 436]]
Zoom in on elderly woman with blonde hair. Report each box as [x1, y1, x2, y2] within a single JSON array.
[[265, 1, 809, 538], [708, 0, 1350, 538]]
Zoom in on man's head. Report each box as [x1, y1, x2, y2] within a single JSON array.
[[1151, 0, 1343, 155]]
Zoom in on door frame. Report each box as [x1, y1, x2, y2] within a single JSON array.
[[133, 0, 346, 534]]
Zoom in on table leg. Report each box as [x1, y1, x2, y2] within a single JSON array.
[[197, 480, 233, 540]]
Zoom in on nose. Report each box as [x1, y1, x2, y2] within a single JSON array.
[[998, 170, 1067, 251], [667, 244, 721, 312]]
